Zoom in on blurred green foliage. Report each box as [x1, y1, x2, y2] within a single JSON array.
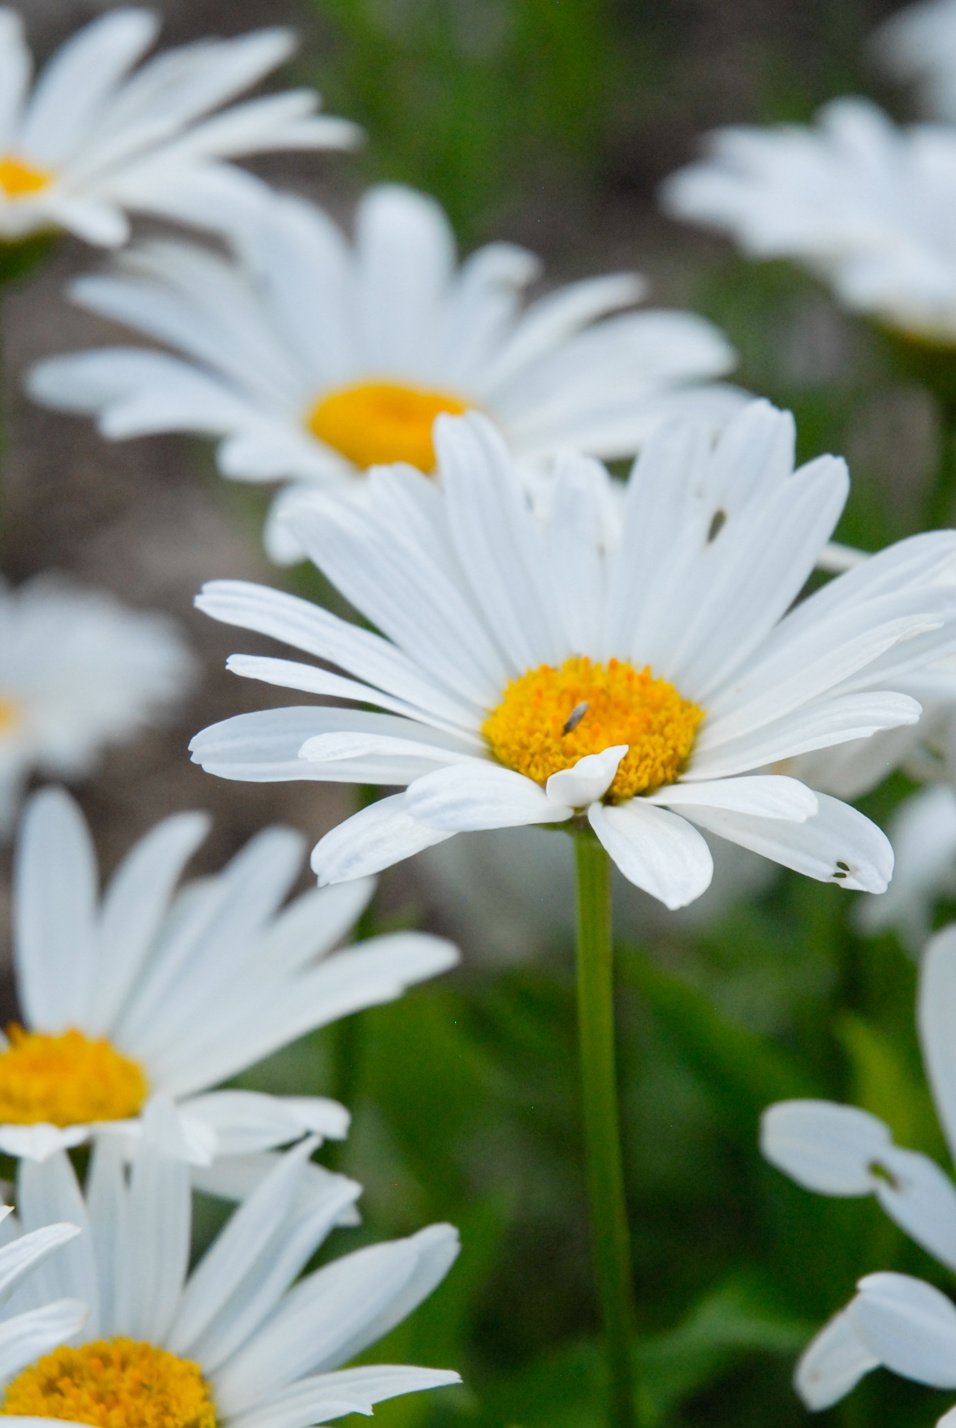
[[309, 0, 616, 237]]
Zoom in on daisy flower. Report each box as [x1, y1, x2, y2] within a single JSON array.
[[661, 98, 956, 345], [872, 0, 956, 122], [26, 183, 743, 561], [189, 401, 956, 909], [0, 785, 457, 1167], [0, 7, 359, 249], [761, 924, 956, 1423], [0, 573, 193, 833], [0, 1106, 460, 1426]]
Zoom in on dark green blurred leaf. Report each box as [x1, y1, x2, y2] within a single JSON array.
[[621, 948, 823, 1134]]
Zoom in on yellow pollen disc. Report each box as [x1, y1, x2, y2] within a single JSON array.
[[0, 155, 52, 200], [306, 379, 471, 472], [1, 1336, 216, 1428], [482, 656, 705, 802], [0, 697, 20, 734], [0, 1026, 149, 1126]]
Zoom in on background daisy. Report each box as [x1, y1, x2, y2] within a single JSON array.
[[661, 98, 956, 346], [0, 1107, 460, 1427], [27, 183, 743, 560], [0, 785, 458, 1170], [0, 573, 193, 834], [0, 6, 359, 248]]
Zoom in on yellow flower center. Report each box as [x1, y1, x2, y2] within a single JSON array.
[[0, 1027, 149, 1126], [306, 379, 470, 471], [482, 656, 705, 802], [0, 156, 52, 200], [0, 698, 20, 734], [1, 1337, 216, 1427]]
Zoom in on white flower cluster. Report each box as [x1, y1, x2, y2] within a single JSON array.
[[4, 0, 956, 1423]]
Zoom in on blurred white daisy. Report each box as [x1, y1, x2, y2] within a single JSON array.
[[0, 785, 457, 1166], [872, 0, 956, 122], [661, 98, 956, 345], [27, 183, 742, 561], [854, 783, 956, 949], [761, 924, 956, 1422], [0, 574, 193, 833], [189, 401, 956, 909], [0, 1109, 460, 1426], [0, 7, 359, 248]]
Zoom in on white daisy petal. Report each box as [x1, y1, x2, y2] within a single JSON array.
[[762, 1100, 956, 1270], [405, 763, 572, 832], [683, 793, 894, 892], [761, 1100, 897, 1196], [649, 774, 817, 820], [920, 927, 956, 1166], [14, 788, 98, 1031], [227, 1366, 461, 1428], [180, 1092, 349, 1157], [20, 10, 160, 166], [794, 1305, 880, 1410], [546, 747, 628, 808], [852, 1273, 956, 1388], [310, 794, 455, 886], [0, 11, 32, 150], [0, 1223, 81, 1301], [588, 802, 715, 908], [89, 810, 210, 1035]]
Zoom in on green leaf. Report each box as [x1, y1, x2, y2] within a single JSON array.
[[621, 949, 822, 1135]]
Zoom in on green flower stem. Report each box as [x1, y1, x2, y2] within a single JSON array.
[[574, 832, 638, 1428]]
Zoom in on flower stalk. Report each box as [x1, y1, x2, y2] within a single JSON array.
[[574, 832, 639, 1428]]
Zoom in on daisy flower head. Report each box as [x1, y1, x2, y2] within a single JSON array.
[[0, 1105, 460, 1426], [661, 98, 956, 346], [0, 573, 193, 834], [0, 7, 360, 249], [189, 400, 956, 910], [761, 924, 956, 1422], [0, 785, 457, 1167], [872, 0, 956, 122], [26, 183, 743, 562]]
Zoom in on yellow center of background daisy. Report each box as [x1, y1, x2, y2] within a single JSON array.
[[0, 156, 52, 200], [482, 656, 705, 802], [1, 1337, 215, 1427], [0, 698, 20, 734], [0, 1027, 149, 1126], [307, 379, 470, 471]]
